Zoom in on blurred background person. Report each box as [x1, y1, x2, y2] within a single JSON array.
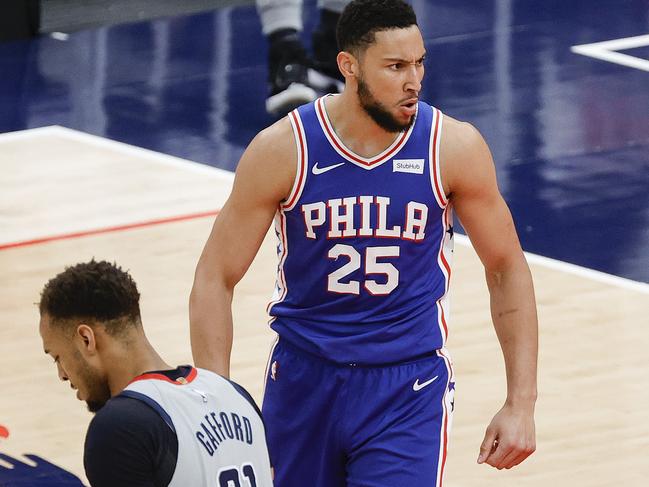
[[258, 0, 349, 115], [0, 0, 40, 42]]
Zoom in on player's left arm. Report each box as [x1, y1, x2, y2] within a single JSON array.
[[442, 117, 538, 470]]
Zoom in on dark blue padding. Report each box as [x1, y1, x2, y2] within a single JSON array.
[[119, 390, 176, 434]]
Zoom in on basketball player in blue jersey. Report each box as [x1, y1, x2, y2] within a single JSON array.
[[38, 260, 273, 487], [190, 0, 538, 485]]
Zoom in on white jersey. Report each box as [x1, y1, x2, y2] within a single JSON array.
[[123, 367, 273, 487]]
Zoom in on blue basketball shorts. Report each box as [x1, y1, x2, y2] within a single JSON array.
[[261, 339, 455, 487]]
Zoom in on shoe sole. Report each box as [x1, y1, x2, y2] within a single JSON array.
[[308, 69, 345, 93], [266, 83, 318, 115]]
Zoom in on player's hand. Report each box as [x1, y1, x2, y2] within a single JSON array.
[[0, 453, 86, 486], [477, 402, 536, 469]]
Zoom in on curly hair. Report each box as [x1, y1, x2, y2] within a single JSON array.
[[39, 259, 141, 334], [337, 0, 418, 55]]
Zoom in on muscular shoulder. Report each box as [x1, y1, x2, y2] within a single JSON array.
[[440, 115, 487, 165], [85, 396, 177, 487], [233, 115, 297, 204], [250, 115, 295, 156], [439, 115, 495, 197]]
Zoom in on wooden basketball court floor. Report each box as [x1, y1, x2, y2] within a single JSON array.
[[1, 126, 648, 486]]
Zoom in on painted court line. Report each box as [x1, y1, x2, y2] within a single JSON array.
[[0, 125, 236, 180], [571, 34, 649, 72], [0, 210, 219, 251], [1, 126, 233, 250], [455, 234, 649, 294], [51, 126, 236, 180], [0, 125, 59, 142]]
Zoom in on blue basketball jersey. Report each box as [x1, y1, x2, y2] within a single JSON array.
[[267, 95, 454, 364]]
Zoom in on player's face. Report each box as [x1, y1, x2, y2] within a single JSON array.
[[40, 314, 111, 413], [355, 25, 426, 132]]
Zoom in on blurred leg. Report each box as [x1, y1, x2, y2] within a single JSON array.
[[256, 0, 317, 115]]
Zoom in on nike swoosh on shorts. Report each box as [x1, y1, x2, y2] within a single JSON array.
[[412, 375, 439, 391]]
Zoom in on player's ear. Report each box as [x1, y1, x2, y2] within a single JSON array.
[[75, 323, 98, 355], [338, 51, 359, 79]]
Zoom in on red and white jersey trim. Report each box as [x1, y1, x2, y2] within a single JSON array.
[[429, 107, 448, 208], [267, 110, 308, 315], [128, 367, 198, 386], [435, 348, 454, 487], [267, 211, 290, 316], [430, 107, 452, 344], [282, 110, 308, 211], [314, 96, 416, 169], [435, 206, 453, 343]]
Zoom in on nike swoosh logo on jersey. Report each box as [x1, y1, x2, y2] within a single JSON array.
[[412, 375, 439, 391], [312, 162, 345, 175]]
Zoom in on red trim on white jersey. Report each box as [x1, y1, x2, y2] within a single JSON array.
[[267, 110, 309, 315], [429, 108, 448, 208], [428, 106, 451, 343], [128, 367, 198, 386], [266, 211, 289, 315], [315, 96, 415, 169], [283, 110, 308, 211], [435, 205, 453, 341], [435, 348, 454, 487]]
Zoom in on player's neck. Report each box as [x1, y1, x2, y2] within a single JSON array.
[[325, 92, 402, 158], [104, 335, 172, 396]]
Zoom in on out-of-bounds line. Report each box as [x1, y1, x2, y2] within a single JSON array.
[[571, 34, 649, 72], [0, 125, 236, 181], [0, 125, 60, 141], [0, 210, 219, 251], [454, 234, 649, 294]]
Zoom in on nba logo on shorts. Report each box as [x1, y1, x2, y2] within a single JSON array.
[[271, 361, 279, 381]]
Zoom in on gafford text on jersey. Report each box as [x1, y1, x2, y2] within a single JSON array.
[[268, 96, 454, 364]]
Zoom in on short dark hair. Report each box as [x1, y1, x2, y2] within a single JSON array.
[[39, 259, 141, 334], [337, 0, 418, 55]]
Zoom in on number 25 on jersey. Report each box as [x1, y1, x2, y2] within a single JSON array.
[[328, 244, 399, 295]]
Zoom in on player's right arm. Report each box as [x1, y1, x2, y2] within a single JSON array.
[[189, 118, 296, 377]]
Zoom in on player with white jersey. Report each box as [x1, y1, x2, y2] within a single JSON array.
[[191, 1, 538, 486], [38, 260, 273, 487]]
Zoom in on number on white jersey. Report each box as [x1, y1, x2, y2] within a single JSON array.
[[218, 463, 257, 487]]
